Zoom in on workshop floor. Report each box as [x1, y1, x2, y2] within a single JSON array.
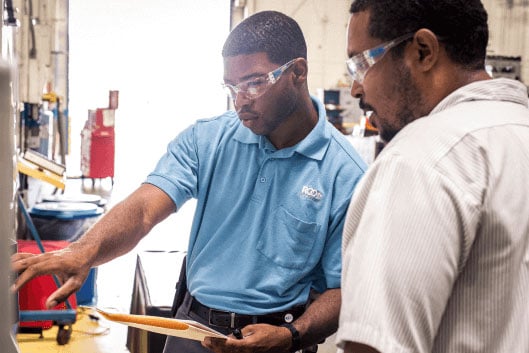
[[16, 307, 130, 353]]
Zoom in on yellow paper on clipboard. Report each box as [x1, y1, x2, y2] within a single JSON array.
[[87, 307, 227, 341]]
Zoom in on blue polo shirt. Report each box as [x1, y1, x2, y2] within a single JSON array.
[[145, 97, 366, 314]]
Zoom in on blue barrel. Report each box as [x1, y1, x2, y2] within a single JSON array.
[[29, 202, 103, 242]]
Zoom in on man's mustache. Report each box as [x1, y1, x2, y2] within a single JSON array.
[[359, 99, 374, 112]]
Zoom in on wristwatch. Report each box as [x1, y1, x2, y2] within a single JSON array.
[[281, 323, 302, 352]]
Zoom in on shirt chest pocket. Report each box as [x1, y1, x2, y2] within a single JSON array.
[[257, 207, 321, 270]]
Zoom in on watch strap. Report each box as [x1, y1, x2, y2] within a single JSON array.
[[281, 323, 302, 352]]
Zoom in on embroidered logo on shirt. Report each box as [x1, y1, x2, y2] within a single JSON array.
[[300, 185, 323, 201]]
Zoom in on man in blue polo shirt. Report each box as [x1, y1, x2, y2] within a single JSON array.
[[12, 10, 366, 353]]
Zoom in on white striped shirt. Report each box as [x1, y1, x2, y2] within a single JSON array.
[[337, 78, 529, 353]]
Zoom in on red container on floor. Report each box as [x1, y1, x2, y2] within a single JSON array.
[[17, 240, 78, 329]]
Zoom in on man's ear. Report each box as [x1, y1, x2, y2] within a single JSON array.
[[409, 28, 440, 72], [292, 58, 308, 84]]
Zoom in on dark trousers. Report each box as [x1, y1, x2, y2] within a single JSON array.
[[162, 292, 232, 353]]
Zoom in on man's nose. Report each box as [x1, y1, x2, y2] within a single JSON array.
[[234, 91, 252, 108], [350, 80, 363, 99]]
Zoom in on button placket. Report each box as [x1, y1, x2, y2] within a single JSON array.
[[252, 157, 275, 202]]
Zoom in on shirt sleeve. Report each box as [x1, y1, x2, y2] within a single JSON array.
[[145, 124, 199, 210]]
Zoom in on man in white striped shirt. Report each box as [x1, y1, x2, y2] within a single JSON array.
[[337, 1, 529, 353]]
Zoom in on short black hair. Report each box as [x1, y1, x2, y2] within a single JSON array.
[[222, 10, 307, 65], [349, 0, 489, 70]]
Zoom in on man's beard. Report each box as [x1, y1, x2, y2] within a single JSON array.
[[380, 63, 424, 143]]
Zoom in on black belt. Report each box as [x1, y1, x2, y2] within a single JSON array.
[[190, 297, 305, 329]]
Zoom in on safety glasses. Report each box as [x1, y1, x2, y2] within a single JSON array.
[[346, 33, 414, 83], [222, 59, 297, 101]]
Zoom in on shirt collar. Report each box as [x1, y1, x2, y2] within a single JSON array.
[[233, 96, 332, 160], [431, 78, 529, 115]]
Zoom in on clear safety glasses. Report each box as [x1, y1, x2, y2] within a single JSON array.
[[222, 59, 297, 101], [345, 33, 414, 84]]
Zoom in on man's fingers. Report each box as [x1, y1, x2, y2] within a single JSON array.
[[11, 255, 52, 291], [44, 277, 84, 309], [11, 252, 37, 272], [11, 252, 82, 294]]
